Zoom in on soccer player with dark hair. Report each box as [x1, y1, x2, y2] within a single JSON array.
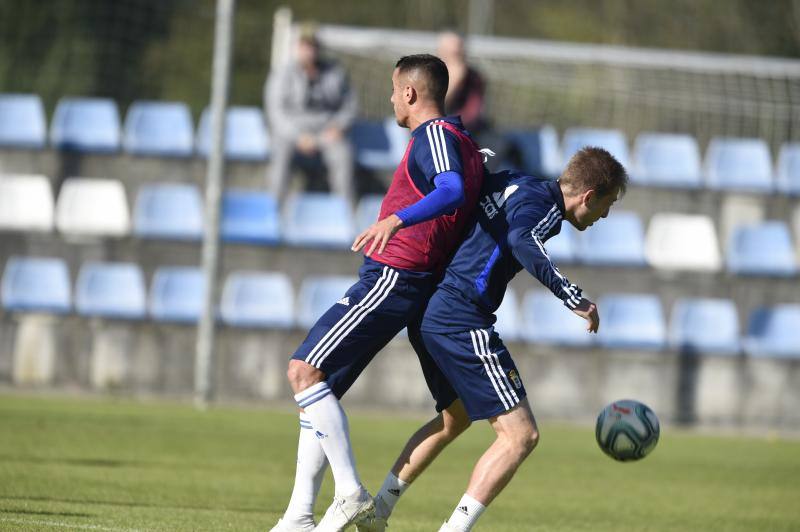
[[357, 147, 628, 531], [271, 54, 486, 532]]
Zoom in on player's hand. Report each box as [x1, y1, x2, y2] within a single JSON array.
[[351, 214, 404, 256], [571, 297, 599, 333]]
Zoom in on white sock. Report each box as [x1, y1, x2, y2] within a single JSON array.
[[283, 412, 328, 522], [295, 381, 362, 496], [374, 472, 410, 519], [446, 493, 486, 531]]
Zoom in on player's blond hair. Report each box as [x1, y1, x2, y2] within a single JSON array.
[[560, 146, 628, 198]]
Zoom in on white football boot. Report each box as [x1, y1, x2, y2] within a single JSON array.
[[315, 486, 375, 531], [270, 517, 316, 532]]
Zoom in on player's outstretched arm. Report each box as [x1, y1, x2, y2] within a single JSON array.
[[351, 214, 404, 256], [570, 297, 599, 333]]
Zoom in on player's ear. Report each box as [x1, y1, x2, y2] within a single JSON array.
[[404, 85, 416, 104], [581, 188, 596, 207]]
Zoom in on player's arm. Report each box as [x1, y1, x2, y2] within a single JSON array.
[[352, 124, 466, 256], [507, 220, 599, 333]]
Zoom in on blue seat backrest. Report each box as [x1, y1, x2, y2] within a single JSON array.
[[634, 132, 701, 188], [220, 189, 281, 245], [669, 298, 740, 354], [76, 262, 146, 319], [746, 305, 800, 358], [149, 267, 206, 323], [134, 183, 203, 240], [1, 256, 71, 313], [727, 221, 797, 277], [50, 97, 120, 152], [197, 106, 270, 161], [0, 93, 47, 148], [124, 101, 194, 156], [704, 137, 774, 192], [578, 211, 646, 266], [597, 293, 666, 350], [221, 271, 294, 328]]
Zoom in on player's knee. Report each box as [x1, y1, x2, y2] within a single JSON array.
[[508, 424, 539, 460], [286, 360, 323, 392], [442, 414, 471, 441]]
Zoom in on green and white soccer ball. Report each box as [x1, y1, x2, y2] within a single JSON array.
[[595, 399, 660, 462]]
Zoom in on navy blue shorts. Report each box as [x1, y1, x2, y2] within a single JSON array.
[[292, 258, 451, 401], [421, 326, 527, 421]]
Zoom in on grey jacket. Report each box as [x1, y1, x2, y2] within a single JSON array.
[[265, 59, 358, 140]]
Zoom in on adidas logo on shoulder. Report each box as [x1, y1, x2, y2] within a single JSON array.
[[336, 296, 350, 306]]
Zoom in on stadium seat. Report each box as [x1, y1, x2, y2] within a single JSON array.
[[55, 177, 130, 237], [75, 262, 146, 319], [50, 97, 120, 152], [745, 305, 800, 358], [220, 189, 280, 245], [562, 128, 631, 173], [776, 142, 800, 195], [283, 193, 355, 248], [597, 294, 666, 350], [493, 288, 521, 342], [0, 93, 47, 148], [520, 290, 594, 346], [149, 266, 206, 323], [196, 106, 270, 161], [0, 174, 54, 232], [726, 221, 797, 277], [505, 125, 561, 178], [350, 118, 410, 170], [356, 194, 384, 232], [545, 220, 578, 264], [133, 183, 203, 241], [297, 275, 358, 330], [704, 137, 774, 192], [123, 100, 194, 157], [669, 298, 740, 354], [633, 132, 702, 188], [1, 256, 71, 313], [220, 271, 294, 328], [645, 213, 721, 271], [577, 210, 646, 266]]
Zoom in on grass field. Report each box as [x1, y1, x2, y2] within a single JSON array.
[[1, 394, 799, 531]]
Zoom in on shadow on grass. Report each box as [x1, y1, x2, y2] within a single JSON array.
[[0, 495, 270, 515], [0, 454, 143, 468], [1, 508, 92, 518]]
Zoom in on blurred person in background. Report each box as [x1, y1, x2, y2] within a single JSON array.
[[265, 24, 358, 206], [437, 30, 487, 136]]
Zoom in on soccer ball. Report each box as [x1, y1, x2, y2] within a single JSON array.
[[595, 399, 660, 462]]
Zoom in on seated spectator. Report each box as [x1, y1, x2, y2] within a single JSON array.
[[264, 24, 358, 206]]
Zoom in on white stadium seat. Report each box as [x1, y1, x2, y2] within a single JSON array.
[[55, 177, 130, 237], [0, 174, 54, 232], [645, 213, 721, 271]]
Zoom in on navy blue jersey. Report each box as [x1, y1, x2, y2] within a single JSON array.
[[422, 170, 583, 332], [407, 116, 465, 194]]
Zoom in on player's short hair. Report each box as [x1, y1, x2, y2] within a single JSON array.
[[395, 54, 449, 106], [561, 146, 628, 198]]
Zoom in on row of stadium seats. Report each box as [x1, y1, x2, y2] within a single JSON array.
[[0, 94, 409, 170], [2, 174, 797, 273], [2, 94, 800, 193], [2, 256, 797, 357]]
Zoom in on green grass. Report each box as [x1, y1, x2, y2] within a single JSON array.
[[0, 394, 799, 531]]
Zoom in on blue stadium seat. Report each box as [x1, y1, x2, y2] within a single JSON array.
[[149, 267, 205, 323], [356, 194, 384, 232], [493, 288, 521, 342], [50, 97, 120, 152], [633, 132, 702, 188], [220, 271, 294, 328], [123, 101, 194, 157], [1, 257, 71, 313], [297, 275, 357, 330], [597, 294, 666, 350], [577, 211, 646, 266], [520, 290, 594, 346], [283, 193, 355, 248], [0, 93, 47, 148], [562, 128, 631, 173], [220, 189, 280, 245], [133, 183, 203, 241], [704, 137, 774, 192], [197, 106, 270, 161], [545, 221, 578, 264], [504, 125, 561, 178], [745, 305, 800, 358], [726, 221, 797, 277], [75, 262, 146, 319], [669, 298, 740, 354], [777, 142, 800, 196], [351, 118, 409, 170]]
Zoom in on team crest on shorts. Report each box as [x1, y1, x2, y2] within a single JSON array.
[[508, 369, 522, 389]]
